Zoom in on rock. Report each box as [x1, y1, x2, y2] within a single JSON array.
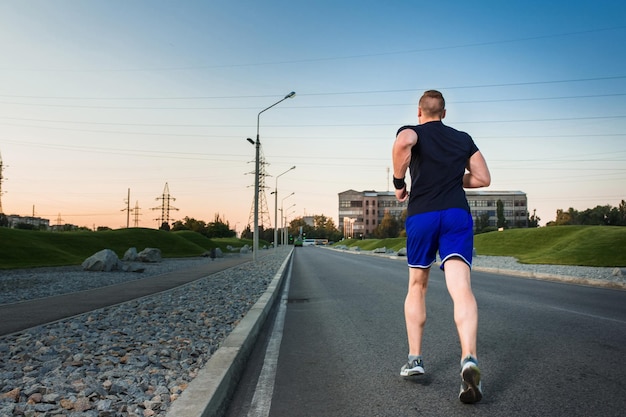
[[27, 392, 42, 404], [123, 247, 138, 261], [240, 245, 250, 254], [612, 268, 623, 277], [373, 247, 386, 253], [73, 397, 91, 412], [122, 263, 146, 273], [1, 387, 20, 402], [397, 247, 407, 256], [137, 248, 162, 263], [82, 249, 122, 272]]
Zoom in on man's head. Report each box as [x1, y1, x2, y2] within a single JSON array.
[[418, 90, 446, 122]]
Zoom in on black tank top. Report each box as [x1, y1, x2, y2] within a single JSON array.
[[397, 121, 479, 217]]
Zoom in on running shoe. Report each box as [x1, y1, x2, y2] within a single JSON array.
[[400, 357, 425, 377], [459, 356, 483, 404]]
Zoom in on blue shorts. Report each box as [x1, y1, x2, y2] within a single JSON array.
[[405, 208, 474, 270]]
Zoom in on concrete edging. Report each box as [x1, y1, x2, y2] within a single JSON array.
[[327, 246, 626, 291], [165, 248, 294, 417]]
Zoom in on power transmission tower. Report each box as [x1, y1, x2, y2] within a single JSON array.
[[152, 182, 178, 228], [131, 201, 141, 227], [248, 145, 272, 229]]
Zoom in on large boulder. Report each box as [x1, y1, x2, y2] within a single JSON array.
[[122, 247, 138, 262], [82, 249, 122, 272], [137, 248, 162, 263]]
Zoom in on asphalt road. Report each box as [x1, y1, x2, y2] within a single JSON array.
[[227, 247, 626, 417]]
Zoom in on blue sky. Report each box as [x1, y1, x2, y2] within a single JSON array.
[[0, 0, 624, 231]]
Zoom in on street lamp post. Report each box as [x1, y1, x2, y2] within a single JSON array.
[[281, 193, 295, 245], [274, 166, 296, 248], [248, 91, 296, 261], [284, 202, 296, 245]]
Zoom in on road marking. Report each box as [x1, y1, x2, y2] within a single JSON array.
[[549, 306, 626, 325], [247, 257, 293, 417]]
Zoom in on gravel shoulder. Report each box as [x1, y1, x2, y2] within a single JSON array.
[[0, 249, 291, 417]]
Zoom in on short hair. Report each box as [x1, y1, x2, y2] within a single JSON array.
[[419, 90, 445, 118]]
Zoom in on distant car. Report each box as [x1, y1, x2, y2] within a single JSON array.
[[294, 238, 303, 247], [302, 238, 316, 247]]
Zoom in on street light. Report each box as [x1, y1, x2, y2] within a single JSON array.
[[281, 192, 295, 246], [248, 91, 296, 261], [284, 202, 296, 245], [274, 166, 296, 248]]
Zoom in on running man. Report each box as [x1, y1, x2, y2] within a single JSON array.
[[392, 89, 491, 403]]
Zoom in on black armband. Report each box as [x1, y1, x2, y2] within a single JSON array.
[[393, 176, 406, 190]]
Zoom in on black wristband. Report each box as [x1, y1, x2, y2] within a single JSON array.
[[393, 176, 406, 190]]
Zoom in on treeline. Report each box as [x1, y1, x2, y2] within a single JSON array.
[[169, 214, 236, 238], [241, 214, 343, 243], [548, 200, 626, 226]]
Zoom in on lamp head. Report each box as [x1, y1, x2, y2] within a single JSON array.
[[246, 138, 255, 145], [285, 91, 296, 99]]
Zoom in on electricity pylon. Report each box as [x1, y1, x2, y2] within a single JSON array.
[[248, 145, 272, 229], [152, 182, 178, 228]]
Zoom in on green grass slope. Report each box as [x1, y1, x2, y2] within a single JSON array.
[[473, 226, 626, 266], [0, 228, 254, 269], [335, 226, 626, 267]]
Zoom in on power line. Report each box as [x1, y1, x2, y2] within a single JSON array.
[[0, 75, 624, 101], [1, 92, 625, 110], [1, 25, 623, 73]]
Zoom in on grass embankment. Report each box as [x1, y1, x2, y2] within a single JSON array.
[[0, 227, 261, 269], [335, 226, 626, 267]]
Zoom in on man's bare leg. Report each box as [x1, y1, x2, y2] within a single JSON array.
[[405, 267, 430, 356], [443, 258, 478, 358]]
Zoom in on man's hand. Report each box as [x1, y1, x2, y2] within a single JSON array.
[[395, 187, 408, 202]]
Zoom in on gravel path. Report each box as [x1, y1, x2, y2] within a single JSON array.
[[0, 249, 624, 416]]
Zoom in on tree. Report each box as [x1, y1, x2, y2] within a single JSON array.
[[287, 214, 342, 242], [496, 199, 508, 229], [474, 212, 491, 234], [528, 209, 540, 228], [553, 208, 573, 226], [205, 214, 235, 238], [171, 216, 207, 233], [313, 214, 342, 241], [550, 201, 626, 226], [289, 217, 314, 239], [374, 211, 401, 238]]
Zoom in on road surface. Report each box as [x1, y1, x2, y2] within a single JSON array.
[[227, 247, 626, 417]]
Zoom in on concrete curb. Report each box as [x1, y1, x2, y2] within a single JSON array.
[[327, 246, 626, 291], [165, 248, 294, 417], [471, 266, 626, 290]]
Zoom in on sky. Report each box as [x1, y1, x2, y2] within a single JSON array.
[[0, 0, 624, 233]]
